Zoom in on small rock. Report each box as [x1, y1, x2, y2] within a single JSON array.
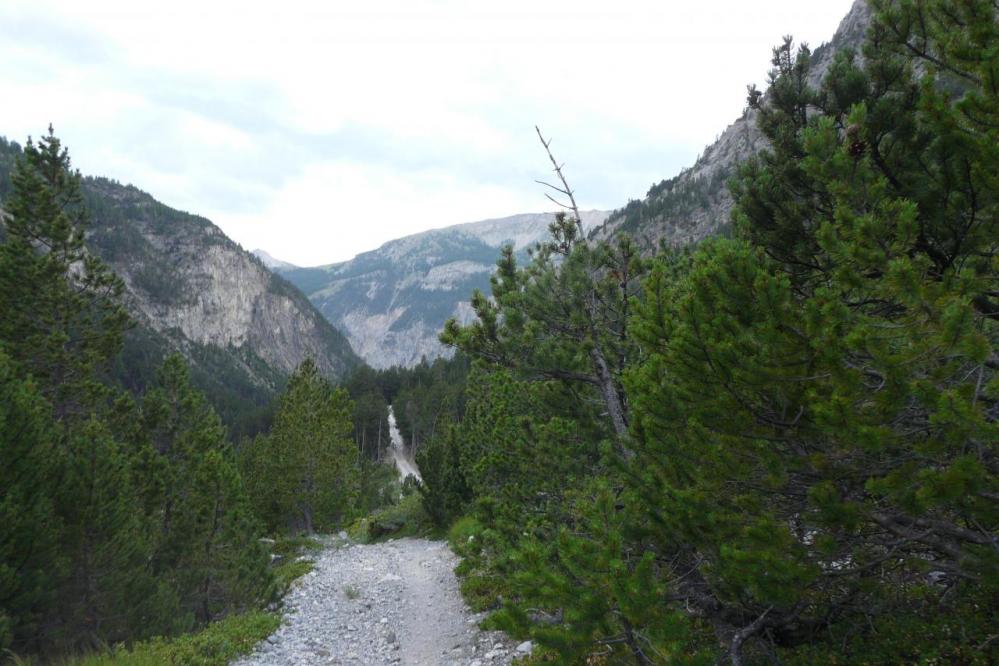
[[516, 640, 534, 654]]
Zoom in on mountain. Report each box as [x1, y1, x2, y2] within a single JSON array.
[[252, 248, 297, 270], [0, 136, 360, 434], [279, 210, 610, 369], [590, 0, 873, 249]]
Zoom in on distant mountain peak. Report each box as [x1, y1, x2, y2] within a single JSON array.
[[282, 210, 610, 369], [252, 248, 297, 270]]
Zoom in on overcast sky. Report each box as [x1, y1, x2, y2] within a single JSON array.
[[1, 0, 855, 265]]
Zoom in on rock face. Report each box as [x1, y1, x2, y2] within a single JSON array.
[[278, 210, 610, 369], [82, 177, 359, 383], [590, 0, 873, 250], [0, 137, 359, 416]]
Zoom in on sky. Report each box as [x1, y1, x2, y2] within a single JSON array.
[[1, 0, 855, 266]]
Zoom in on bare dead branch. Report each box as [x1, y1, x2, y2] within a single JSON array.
[[536, 125, 585, 240]]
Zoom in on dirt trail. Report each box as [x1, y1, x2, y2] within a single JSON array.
[[235, 537, 528, 665]]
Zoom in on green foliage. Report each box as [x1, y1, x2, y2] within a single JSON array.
[[0, 352, 64, 652], [424, 3, 999, 663], [388, 354, 470, 453], [0, 131, 274, 658], [415, 419, 472, 527], [241, 359, 359, 533], [56, 417, 156, 648], [0, 127, 130, 415], [61, 610, 279, 666], [344, 364, 390, 460], [135, 356, 273, 625], [622, 4, 999, 660], [271, 560, 314, 595], [362, 493, 434, 541]]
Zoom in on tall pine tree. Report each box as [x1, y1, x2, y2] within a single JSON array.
[[242, 359, 358, 533]]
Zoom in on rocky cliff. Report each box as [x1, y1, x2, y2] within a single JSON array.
[[84, 177, 359, 380], [0, 136, 360, 429], [278, 211, 610, 369], [590, 0, 873, 249]]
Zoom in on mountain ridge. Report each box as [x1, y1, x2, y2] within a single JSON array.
[[279, 210, 610, 368], [0, 135, 360, 432], [590, 0, 873, 249]]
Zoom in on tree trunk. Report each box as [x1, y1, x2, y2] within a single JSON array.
[[589, 346, 634, 459]]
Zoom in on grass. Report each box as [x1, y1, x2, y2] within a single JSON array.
[[269, 534, 322, 593], [447, 515, 481, 554], [61, 611, 280, 666], [355, 493, 439, 542], [344, 584, 360, 600], [52, 536, 322, 665], [271, 535, 323, 559], [273, 558, 314, 593]]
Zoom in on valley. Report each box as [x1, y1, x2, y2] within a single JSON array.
[[2, 0, 997, 663], [272, 211, 610, 368]]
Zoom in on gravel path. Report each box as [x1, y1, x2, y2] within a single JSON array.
[[236, 537, 529, 665]]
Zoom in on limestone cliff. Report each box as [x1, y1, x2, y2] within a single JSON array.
[[0, 137, 359, 429]]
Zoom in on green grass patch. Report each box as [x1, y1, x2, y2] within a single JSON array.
[[62, 610, 279, 666], [272, 559, 314, 593], [447, 515, 482, 555], [270, 535, 323, 559], [265, 535, 321, 595], [361, 493, 438, 542]]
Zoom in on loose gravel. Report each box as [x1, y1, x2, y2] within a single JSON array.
[[235, 536, 531, 666]]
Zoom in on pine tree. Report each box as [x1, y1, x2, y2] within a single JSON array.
[[624, 2, 998, 660], [0, 128, 142, 654], [441, 136, 645, 457], [140, 355, 272, 624], [242, 359, 358, 533], [0, 352, 64, 653], [0, 126, 129, 417], [55, 416, 153, 650]]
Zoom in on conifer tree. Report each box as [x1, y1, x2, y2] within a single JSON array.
[[624, 2, 998, 660], [0, 126, 129, 417], [0, 352, 64, 653], [55, 417, 152, 650], [140, 355, 271, 624], [441, 133, 644, 457], [0, 128, 141, 653], [242, 359, 358, 533]]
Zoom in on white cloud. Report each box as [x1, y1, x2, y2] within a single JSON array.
[[1, 0, 857, 264]]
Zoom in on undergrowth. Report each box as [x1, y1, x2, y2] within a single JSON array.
[[55, 611, 280, 666]]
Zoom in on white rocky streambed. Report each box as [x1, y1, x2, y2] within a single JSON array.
[[387, 407, 421, 483], [235, 536, 530, 665]]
